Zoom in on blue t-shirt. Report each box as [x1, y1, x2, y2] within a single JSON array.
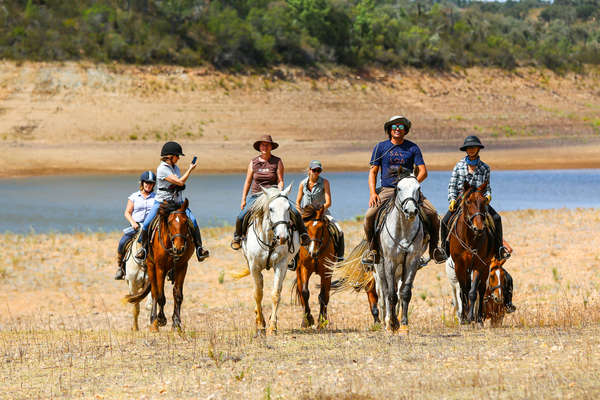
[[370, 139, 425, 187]]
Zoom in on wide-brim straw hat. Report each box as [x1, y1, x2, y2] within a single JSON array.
[[459, 135, 485, 151], [384, 115, 412, 134], [253, 134, 279, 151]]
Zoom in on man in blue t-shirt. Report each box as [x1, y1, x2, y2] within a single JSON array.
[[362, 115, 444, 265]]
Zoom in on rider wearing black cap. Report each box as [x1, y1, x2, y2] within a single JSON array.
[[114, 170, 157, 280], [134, 142, 209, 263]]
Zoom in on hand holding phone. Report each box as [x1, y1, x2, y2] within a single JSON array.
[[192, 156, 197, 164]]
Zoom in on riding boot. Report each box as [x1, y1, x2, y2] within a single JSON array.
[[134, 229, 149, 262], [504, 271, 516, 313], [114, 252, 126, 280], [287, 253, 299, 271], [293, 211, 310, 246], [336, 231, 345, 261], [192, 225, 209, 262], [428, 214, 446, 263], [231, 216, 244, 250], [440, 215, 450, 260], [361, 220, 379, 266], [495, 219, 510, 260]]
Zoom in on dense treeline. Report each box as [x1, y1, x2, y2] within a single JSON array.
[[1, 0, 599, 70]]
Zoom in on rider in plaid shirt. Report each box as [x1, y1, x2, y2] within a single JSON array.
[[447, 157, 491, 203]]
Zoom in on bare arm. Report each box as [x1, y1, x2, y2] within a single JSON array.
[[124, 199, 138, 229], [295, 182, 304, 210], [415, 164, 428, 183], [164, 160, 197, 186], [277, 159, 284, 190], [323, 178, 332, 210], [368, 165, 380, 207], [240, 161, 253, 209]]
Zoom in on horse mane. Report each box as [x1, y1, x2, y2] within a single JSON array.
[[249, 187, 283, 232], [386, 166, 412, 186], [301, 204, 320, 220], [159, 201, 181, 218]]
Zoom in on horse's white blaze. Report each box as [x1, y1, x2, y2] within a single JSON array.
[[175, 216, 179, 223], [496, 268, 503, 300], [312, 220, 318, 227], [308, 240, 316, 256]]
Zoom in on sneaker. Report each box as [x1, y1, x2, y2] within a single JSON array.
[[287, 258, 297, 271], [230, 237, 242, 250], [196, 247, 209, 262], [361, 250, 378, 266], [432, 247, 448, 264], [499, 246, 511, 260], [114, 266, 125, 280]]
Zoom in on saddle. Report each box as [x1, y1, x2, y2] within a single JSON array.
[[148, 201, 194, 244]]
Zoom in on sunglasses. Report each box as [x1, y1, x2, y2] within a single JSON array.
[[391, 124, 405, 130], [311, 168, 322, 173]]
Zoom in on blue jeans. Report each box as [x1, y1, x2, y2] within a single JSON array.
[[118, 228, 138, 254], [138, 202, 198, 243]]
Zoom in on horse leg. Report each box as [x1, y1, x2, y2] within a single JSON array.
[[172, 262, 188, 332], [399, 264, 417, 328], [268, 264, 286, 335], [156, 265, 167, 327], [374, 268, 388, 329], [366, 280, 380, 324], [317, 269, 331, 328], [251, 267, 266, 334], [467, 270, 480, 323], [383, 260, 399, 332], [476, 277, 486, 325], [297, 264, 314, 328], [147, 258, 159, 332]]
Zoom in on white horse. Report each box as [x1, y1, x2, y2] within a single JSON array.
[[445, 256, 463, 323], [123, 233, 152, 331], [233, 185, 300, 335], [373, 171, 428, 332]]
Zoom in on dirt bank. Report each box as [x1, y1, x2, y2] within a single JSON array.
[[1, 61, 600, 177]]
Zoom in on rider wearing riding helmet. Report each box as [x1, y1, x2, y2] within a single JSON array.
[[135, 141, 209, 263], [295, 160, 344, 261], [114, 171, 156, 280], [231, 134, 310, 250], [440, 135, 509, 262], [362, 115, 445, 266]]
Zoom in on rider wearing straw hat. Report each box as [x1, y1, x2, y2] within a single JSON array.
[[231, 134, 310, 250], [134, 141, 209, 263], [362, 115, 444, 266], [114, 170, 156, 280]]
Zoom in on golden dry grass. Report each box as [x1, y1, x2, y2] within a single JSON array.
[[1, 208, 600, 398]]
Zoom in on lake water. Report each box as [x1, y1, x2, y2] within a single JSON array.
[[1, 169, 599, 234]]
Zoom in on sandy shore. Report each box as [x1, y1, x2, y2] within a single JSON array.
[[1, 61, 600, 177]]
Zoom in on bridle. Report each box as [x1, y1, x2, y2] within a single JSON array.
[[484, 265, 504, 303], [252, 194, 296, 269], [383, 175, 422, 252], [302, 216, 330, 258], [157, 210, 189, 262], [462, 189, 488, 234]]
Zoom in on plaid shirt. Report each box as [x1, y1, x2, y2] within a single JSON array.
[[448, 158, 491, 202]]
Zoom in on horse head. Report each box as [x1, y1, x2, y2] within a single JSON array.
[[262, 185, 292, 246], [166, 198, 189, 258], [393, 169, 421, 219], [487, 257, 507, 305], [462, 181, 488, 236], [303, 205, 327, 258]]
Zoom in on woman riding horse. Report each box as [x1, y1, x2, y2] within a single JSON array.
[[135, 141, 209, 263], [231, 134, 309, 250], [295, 160, 344, 261], [440, 135, 515, 312], [114, 171, 156, 280]]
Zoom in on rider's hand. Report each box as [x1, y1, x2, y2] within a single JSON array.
[[449, 200, 456, 212], [485, 194, 491, 204], [131, 221, 140, 230], [369, 193, 380, 208], [240, 199, 246, 210], [189, 162, 197, 171]]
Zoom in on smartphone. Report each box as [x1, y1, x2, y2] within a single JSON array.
[[192, 156, 197, 164]]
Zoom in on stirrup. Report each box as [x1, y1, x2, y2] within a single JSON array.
[[287, 258, 297, 271], [134, 247, 146, 263], [230, 238, 242, 250], [196, 247, 209, 262], [361, 250, 378, 266], [499, 246, 511, 260], [432, 247, 447, 264]]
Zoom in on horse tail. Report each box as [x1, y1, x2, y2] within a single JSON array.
[[231, 266, 250, 280], [289, 279, 303, 306], [326, 239, 373, 294], [124, 280, 151, 304]]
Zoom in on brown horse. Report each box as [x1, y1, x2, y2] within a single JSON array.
[[293, 205, 336, 328], [449, 181, 495, 324], [483, 257, 509, 327], [125, 199, 194, 332]]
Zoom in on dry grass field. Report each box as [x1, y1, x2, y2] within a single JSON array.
[[1, 208, 599, 398], [2, 61, 600, 177]]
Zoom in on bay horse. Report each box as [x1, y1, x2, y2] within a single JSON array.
[[449, 181, 495, 324], [292, 205, 336, 329], [483, 257, 509, 327], [125, 199, 194, 332], [232, 186, 300, 335], [330, 169, 428, 332]]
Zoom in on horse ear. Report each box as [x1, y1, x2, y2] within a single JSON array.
[[183, 198, 189, 210], [281, 184, 292, 197], [316, 206, 324, 219], [260, 186, 269, 196], [478, 181, 488, 193]]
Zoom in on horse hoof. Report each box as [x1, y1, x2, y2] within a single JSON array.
[[254, 328, 266, 338], [131, 326, 139, 332], [150, 321, 159, 332], [157, 316, 167, 327], [398, 325, 409, 335], [268, 326, 278, 335]]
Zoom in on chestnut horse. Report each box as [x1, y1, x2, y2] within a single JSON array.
[[293, 205, 336, 328], [125, 199, 194, 332], [449, 181, 495, 324], [483, 257, 509, 327]]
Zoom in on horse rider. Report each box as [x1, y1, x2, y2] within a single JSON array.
[[114, 171, 156, 280], [295, 160, 345, 261], [362, 115, 445, 266], [439, 135, 515, 312], [230, 134, 310, 250], [134, 141, 209, 263]]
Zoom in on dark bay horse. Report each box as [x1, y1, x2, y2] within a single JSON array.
[[293, 205, 336, 329], [125, 199, 194, 332], [450, 181, 495, 324]]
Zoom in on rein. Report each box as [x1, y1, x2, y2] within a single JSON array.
[[383, 175, 422, 253], [157, 210, 189, 262]]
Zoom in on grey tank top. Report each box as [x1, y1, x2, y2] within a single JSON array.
[[300, 176, 326, 209]]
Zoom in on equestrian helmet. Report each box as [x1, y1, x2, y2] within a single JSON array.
[[161, 141, 185, 156], [460, 135, 485, 151], [384, 115, 411, 134], [140, 170, 156, 183]]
